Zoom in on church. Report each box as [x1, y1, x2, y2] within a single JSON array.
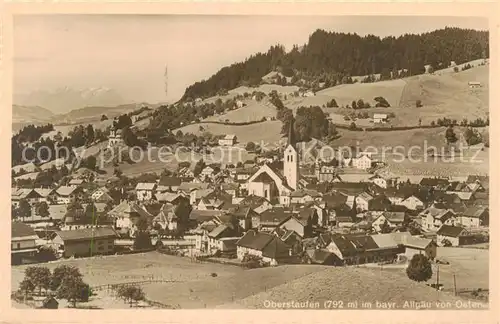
[[247, 118, 299, 206]]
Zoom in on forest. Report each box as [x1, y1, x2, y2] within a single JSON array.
[[182, 27, 489, 100]]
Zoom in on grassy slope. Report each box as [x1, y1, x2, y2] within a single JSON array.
[[218, 266, 484, 309], [142, 265, 328, 309], [177, 120, 283, 144]]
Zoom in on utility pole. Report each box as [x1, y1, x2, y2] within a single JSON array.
[[453, 273, 457, 296], [436, 263, 440, 290]]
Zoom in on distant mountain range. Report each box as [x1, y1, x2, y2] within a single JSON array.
[[14, 86, 128, 114]]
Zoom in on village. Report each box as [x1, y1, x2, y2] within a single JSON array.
[[10, 16, 491, 310], [11, 115, 490, 309]]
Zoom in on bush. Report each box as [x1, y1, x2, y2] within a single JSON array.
[[374, 96, 390, 108], [406, 254, 432, 282], [416, 100, 423, 108], [241, 253, 265, 269]]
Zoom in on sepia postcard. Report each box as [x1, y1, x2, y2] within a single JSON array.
[[1, 1, 499, 324]]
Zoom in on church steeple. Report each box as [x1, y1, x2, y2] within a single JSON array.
[[287, 117, 297, 148], [284, 116, 299, 191]]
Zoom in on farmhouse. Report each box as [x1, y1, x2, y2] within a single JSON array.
[[420, 206, 457, 231], [218, 135, 237, 146], [457, 206, 489, 228], [236, 230, 292, 266], [436, 225, 470, 247], [468, 81, 481, 89], [54, 186, 81, 205], [11, 222, 39, 265], [373, 113, 388, 124], [352, 153, 372, 170], [51, 227, 118, 258], [135, 182, 157, 201]]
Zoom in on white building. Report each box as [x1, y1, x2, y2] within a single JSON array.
[[108, 128, 123, 147], [468, 81, 481, 89], [373, 113, 388, 124], [352, 153, 372, 170], [135, 183, 157, 201], [218, 135, 237, 146]]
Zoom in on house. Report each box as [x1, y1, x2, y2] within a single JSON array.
[[316, 165, 337, 183], [466, 175, 489, 191], [355, 192, 373, 211], [457, 206, 489, 228], [324, 234, 400, 265], [289, 189, 322, 204], [135, 183, 157, 201], [108, 128, 123, 147], [303, 249, 339, 265], [153, 201, 191, 231], [372, 212, 407, 233], [468, 81, 481, 89], [68, 178, 85, 187], [400, 193, 426, 211], [352, 153, 372, 170], [51, 227, 118, 258], [218, 134, 237, 146], [368, 194, 393, 211], [202, 223, 242, 255], [90, 187, 112, 202], [108, 201, 152, 232], [373, 113, 388, 124], [157, 176, 182, 192], [11, 222, 39, 265], [368, 172, 397, 189], [258, 208, 294, 232], [226, 205, 256, 231], [221, 182, 239, 197], [236, 230, 292, 266], [336, 215, 356, 228], [277, 209, 317, 238], [374, 232, 437, 261], [54, 186, 81, 204], [419, 178, 450, 190], [420, 207, 457, 231], [189, 209, 226, 228], [436, 225, 470, 247]]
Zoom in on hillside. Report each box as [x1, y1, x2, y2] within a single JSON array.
[[217, 266, 479, 309], [12, 105, 55, 131], [193, 62, 488, 129], [182, 27, 488, 100]]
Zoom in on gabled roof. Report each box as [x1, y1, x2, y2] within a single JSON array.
[[462, 206, 488, 218], [357, 192, 374, 201], [437, 225, 467, 237], [34, 188, 54, 198], [260, 208, 293, 225], [178, 182, 209, 192], [290, 189, 322, 198], [381, 211, 406, 224], [55, 186, 78, 197], [466, 175, 489, 189], [237, 230, 290, 259], [189, 209, 225, 223], [108, 201, 152, 219], [55, 227, 117, 242], [135, 183, 157, 191], [12, 222, 37, 238], [419, 178, 450, 187], [158, 176, 182, 187]]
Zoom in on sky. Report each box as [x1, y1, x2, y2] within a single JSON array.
[[13, 15, 489, 104]]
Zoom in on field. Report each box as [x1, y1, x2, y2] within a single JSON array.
[[11, 252, 243, 291], [204, 99, 277, 123], [177, 120, 283, 144], [12, 248, 488, 309], [97, 145, 257, 177], [433, 247, 489, 292], [195, 61, 488, 130], [142, 265, 327, 308], [218, 266, 482, 309]]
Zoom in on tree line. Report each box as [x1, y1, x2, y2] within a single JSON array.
[[182, 27, 488, 100]]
